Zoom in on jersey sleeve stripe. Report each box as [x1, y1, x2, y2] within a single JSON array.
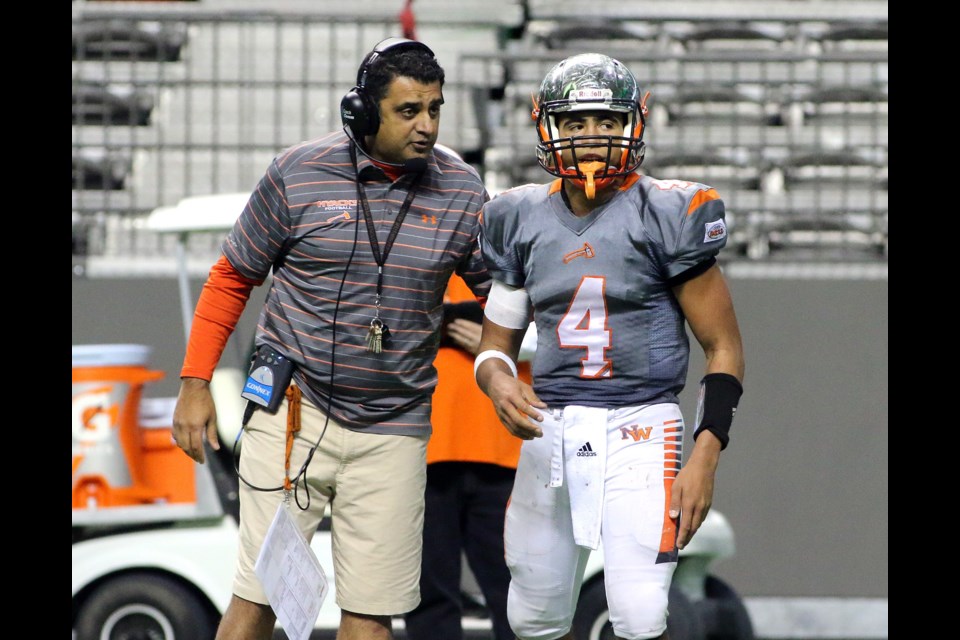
[[686, 187, 720, 216]]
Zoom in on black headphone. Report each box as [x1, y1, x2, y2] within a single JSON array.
[[340, 37, 436, 140]]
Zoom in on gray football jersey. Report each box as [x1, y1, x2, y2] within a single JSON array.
[[481, 173, 729, 408]]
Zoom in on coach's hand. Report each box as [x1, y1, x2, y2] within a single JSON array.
[[172, 377, 221, 464], [447, 318, 483, 356]]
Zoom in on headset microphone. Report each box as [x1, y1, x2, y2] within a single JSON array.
[[345, 125, 429, 175], [403, 157, 428, 174]]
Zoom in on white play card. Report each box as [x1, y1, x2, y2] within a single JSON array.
[[254, 501, 329, 640]]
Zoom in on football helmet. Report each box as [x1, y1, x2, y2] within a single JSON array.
[[532, 53, 649, 198]]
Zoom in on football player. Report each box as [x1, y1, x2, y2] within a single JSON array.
[[474, 53, 746, 640]]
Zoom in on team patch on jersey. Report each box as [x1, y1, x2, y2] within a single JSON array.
[[703, 219, 727, 243]]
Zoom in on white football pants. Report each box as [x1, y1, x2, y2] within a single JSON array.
[[505, 403, 684, 640]]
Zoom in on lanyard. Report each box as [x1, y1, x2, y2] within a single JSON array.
[[350, 144, 425, 351]]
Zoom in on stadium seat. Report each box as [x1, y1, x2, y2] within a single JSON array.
[[662, 85, 778, 126], [736, 207, 887, 261], [643, 149, 762, 192], [677, 21, 788, 52], [73, 80, 155, 126], [527, 19, 663, 52], [73, 150, 131, 191], [815, 21, 888, 52], [773, 148, 886, 194], [73, 20, 188, 62], [781, 84, 887, 131]]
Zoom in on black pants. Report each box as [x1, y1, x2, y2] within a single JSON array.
[[405, 461, 516, 640]]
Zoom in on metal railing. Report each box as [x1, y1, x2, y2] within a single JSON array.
[[72, 4, 887, 273]]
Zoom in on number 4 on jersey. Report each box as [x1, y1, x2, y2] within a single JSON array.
[[557, 276, 612, 378]]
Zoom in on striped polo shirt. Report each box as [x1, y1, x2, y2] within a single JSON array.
[[222, 129, 491, 435]]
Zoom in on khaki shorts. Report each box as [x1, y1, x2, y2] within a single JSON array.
[[232, 392, 428, 615]]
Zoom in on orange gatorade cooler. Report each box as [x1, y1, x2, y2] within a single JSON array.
[[72, 344, 168, 509], [138, 397, 196, 504]]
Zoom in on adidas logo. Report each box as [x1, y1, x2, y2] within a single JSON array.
[[576, 442, 597, 457]]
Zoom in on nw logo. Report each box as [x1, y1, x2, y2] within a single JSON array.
[[620, 425, 652, 441], [563, 242, 596, 264]]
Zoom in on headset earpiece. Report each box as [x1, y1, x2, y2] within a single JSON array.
[[340, 86, 380, 139], [340, 37, 436, 140]]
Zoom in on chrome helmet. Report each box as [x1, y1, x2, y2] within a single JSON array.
[[532, 53, 649, 197]]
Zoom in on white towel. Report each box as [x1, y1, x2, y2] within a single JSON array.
[[562, 406, 607, 550]]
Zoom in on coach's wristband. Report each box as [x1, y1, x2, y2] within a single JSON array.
[[474, 350, 518, 382], [692, 373, 743, 450]]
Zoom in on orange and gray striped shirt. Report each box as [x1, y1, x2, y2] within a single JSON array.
[[221, 130, 491, 435]]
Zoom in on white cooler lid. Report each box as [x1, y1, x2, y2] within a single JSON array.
[[72, 344, 152, 368], [140, 397, 178, 428]]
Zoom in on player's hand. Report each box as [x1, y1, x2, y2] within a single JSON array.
[[172, 377, 221, 464], [446, 319, 483, 356], [669, 431, 722, 549], [486, 373, 546, 440]]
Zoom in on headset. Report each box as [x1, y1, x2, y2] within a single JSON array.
[[340, 37, 436, 140]]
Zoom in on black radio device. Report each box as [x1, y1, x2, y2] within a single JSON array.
[[240, 344, 294, 414]]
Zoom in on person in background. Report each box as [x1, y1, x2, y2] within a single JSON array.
[[404, 273, 533, 640], [171, 38, 491, 640], [474, 53, 746, 640], [398, 0, 417, 39]]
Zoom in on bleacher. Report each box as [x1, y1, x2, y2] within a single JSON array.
[[72, 0, 887, 274]]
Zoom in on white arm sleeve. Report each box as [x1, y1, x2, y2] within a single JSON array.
[[484, 280, 532, 330]]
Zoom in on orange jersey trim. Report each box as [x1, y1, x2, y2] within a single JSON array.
[[619, 172, 641, 190], [686, 187, 720, 216], [658, 434, 682, 555]]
